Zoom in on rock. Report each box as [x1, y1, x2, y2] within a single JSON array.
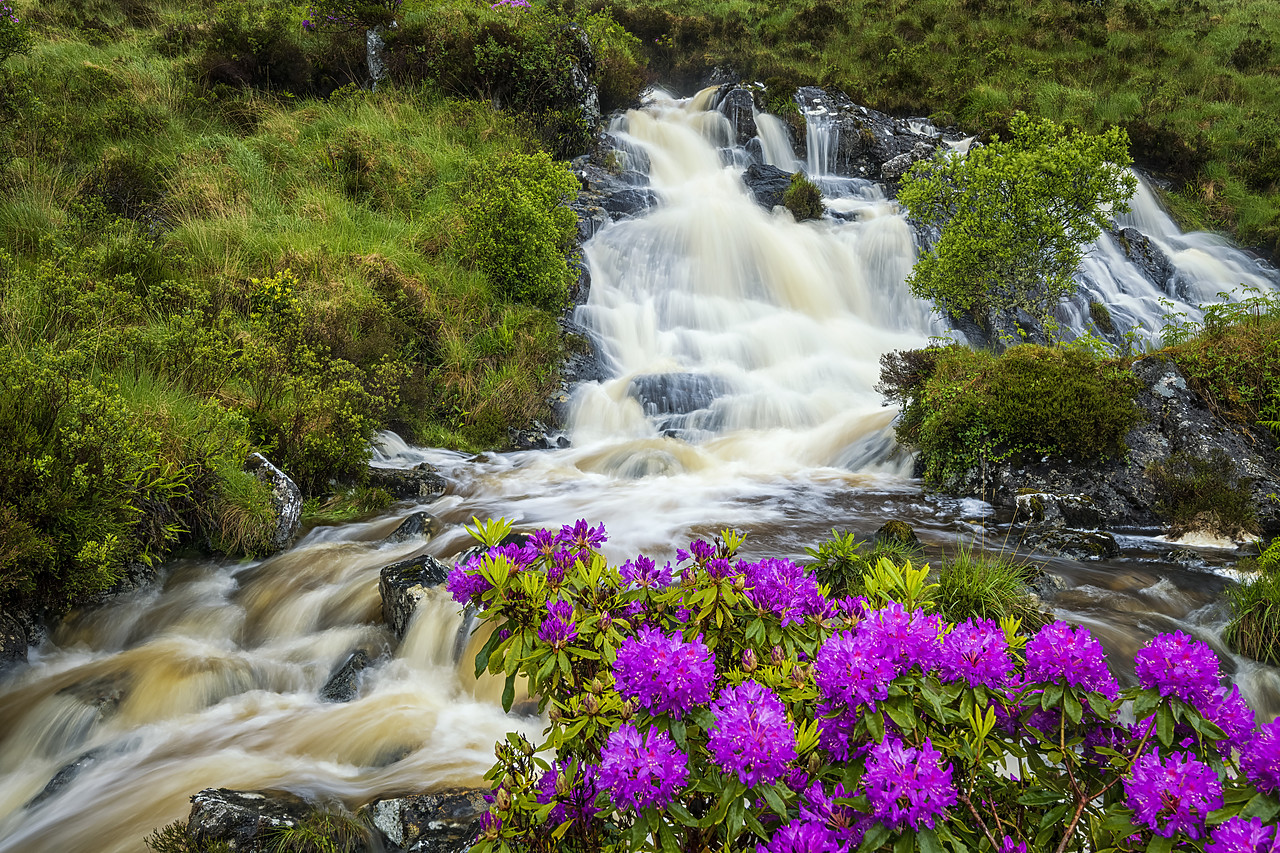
[[368, 464, 448, 502], [366, 788, 489, 853], [27, 747, 109, 807], [384, 512, 443, 544], [379, 553, 450, 638], [572, 161, 656, 222], [1117, 227, 1177, 294], [626, 373, 731, 434], [0, 612, 27, 671], [713, 85, 759, 146], [880, 141, 935, 182], [319, 649, 371, 703], [742, 163, 793, 210], [1024, 529, 1120, 561], [873, 520, 920, 549], [938, 357, 1280, 534], [1014, 493, 1104, 529], [244, 453, 302, 554], [187, 788, 314, 852], [508, 423, 569, 451]]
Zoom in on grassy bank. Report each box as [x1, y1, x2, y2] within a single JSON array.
[[591, 0, 1280, 258], [0, 0, 644, 612]]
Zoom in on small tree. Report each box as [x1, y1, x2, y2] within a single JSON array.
[[301, 0, 401, 32], [0, 0, 32, 65], [899, 113, 1136, 322]]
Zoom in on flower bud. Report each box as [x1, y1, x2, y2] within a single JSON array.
[[598, 610, 612, 630], [741, 648, 758, 673], [771, 645, 785, 667], [555, 770, 572, 798], [548, 704, 563, 723], [521, 738, 534, 757], [480, 812, 502, 840], [583, 693, 600, 715], [495, 788, 511, 811], [791, 664, 808, 686], [590, 678, 603, 695], [620, 698, 637, 720], [732, 575, 746, 592]]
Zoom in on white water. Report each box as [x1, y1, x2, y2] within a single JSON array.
[[1, 89, 1279, 851]]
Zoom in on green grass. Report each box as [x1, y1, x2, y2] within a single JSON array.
[[932, 543, 1041, 627], [596, 0, 1280, 256], [1225, 539, 1280, 665]]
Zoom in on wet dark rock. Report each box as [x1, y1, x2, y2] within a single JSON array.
[[27, 747, 108, 807], [572, 159, 656, 222], [368, 463, 448, 502], [1024, 529, 1120, 561], [946, 303, 1054, 352], [508, 424, 570, 451], [742, 163, 793, 210], [1014, 493, 1104, 530], [1165, 548, 1209, 569], [58, 674, 128, 719], [384, 512, 444, 544], [319, 649, 372, 703], [187, 788, 315, 851], [938, 357, 1280, 535], [379, 553, 450, 638], [366, 788, 489, 853], [712, 85, 760, 145], [626, 373, 731, 436], [244, 453, 302, 554], [874, 520, 920, 549], [0, 612, 28, 670], [1117, 227, 1176, 294]]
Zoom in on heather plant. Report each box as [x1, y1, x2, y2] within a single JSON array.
[[452, 519, 1280, 853], [0, 0, 31, 65], [302, 0, 402, 32]]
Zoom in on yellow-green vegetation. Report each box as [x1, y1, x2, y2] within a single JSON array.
[[0, 0, 646, 613], [1147, 449, 1258, 538], [899, 113, 1135, 322], [781, 171, 823, 221], [878, 344, 1143, 485], [1225, 538, 1280, 665], [597, 0, 1280, 257]]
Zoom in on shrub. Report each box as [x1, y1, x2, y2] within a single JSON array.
[[879, 344, 1143, 486], [899, 113, 1136, 323], [782, 172, 823, 221], [302, 0, 402, 32], [458, 151, 578, 310], [1147, 449, 1258, 539], [0, 0, 32, 65], [932, 544, 1040, 626], [583, 10, 647, 113], [452, 519, 1280, 853], [1225, 539, 1280, 665]]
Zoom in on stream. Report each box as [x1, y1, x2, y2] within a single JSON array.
[[1, 89, 1279, 851]]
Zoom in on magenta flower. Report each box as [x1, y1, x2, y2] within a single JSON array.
[[1242, 717, 1280, 794], [998, 839, 1027, 853], [815, 701, 862, 761], [1125, 749, 1222, 839], [1024, 621, 1118, 699], [446, 555, 491, 606], [1202, 685, 1255, 752], [741, 558, 828, 627], [815, 629, 897, 710], [523, 528, 558, 560], [536, 760, 599, 828], [861, 737, 957, 830], [938, 618, 1012, 688], [619, 554, 673, 589], [798, 781, 863, 845], [756, 820, 838, 853], [596, 723, 688, 811], [1134, 630, 1222, 705], [538, 600, 578, 649], [556, 519, 607, 553], [860, 602, 944, 671], [707, 680, 797, 786], [613, 627, 715, 719], [1206, 816, 1278, 853]]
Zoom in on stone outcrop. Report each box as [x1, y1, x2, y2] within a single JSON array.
[[186, 788, 316, 852], [940, 357, 1280, 538], [244, 453, 302, 554], [742, 163, 793, 210], [366, 788, 489, 853], [379, 553, 450, 638], [368, 463, 448, 502]]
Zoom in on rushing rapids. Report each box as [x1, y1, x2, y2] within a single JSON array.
[[1, 89, 1279, 851]]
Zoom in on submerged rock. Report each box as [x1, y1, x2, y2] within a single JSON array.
[[366, 788, 488, 853], [1014, 493, 1104, 530], [368, 463, 448, 502], [319, 649, 372, 703], [874, 520, 921, 549], [383, 512, 444, 544], [379, 553, 450, 638], [245, 453, 302, 554], [1024, 529, 1120, 561]]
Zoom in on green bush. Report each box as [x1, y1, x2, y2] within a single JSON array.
[[932, 544, 1040, 626], [899, 113, 1136, 322], [880, 344, 1142, 485], [782, 171, 823, 221], [1225, 539, 1280, 665], [1147, 449, 1258, 539], [458, 150, 578, 310], [583, 9, 647, 113], [0, 0, 32, 64]]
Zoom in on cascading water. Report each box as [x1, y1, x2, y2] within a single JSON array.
[[1, 89, 1279, 851]]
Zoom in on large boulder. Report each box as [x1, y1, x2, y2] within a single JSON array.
[[379, 553, 450, 638], [366, 788, 489, 853], [186, 789, 315, 852], [742, 163, 793, 211], [244, 453, 302, 554], [938, 357, 1280, 536], [710, 84, 760, 146], [1117, 227, 1177, 295]]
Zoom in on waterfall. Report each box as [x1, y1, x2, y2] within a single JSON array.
[[753, 110, 799, 171]]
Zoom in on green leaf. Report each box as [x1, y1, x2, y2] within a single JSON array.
[[1146, 835, 1174, 853], [917, 827, 943, 853], [1241, 793, 1280, 822], [1156, 703, 1174, 747], [475, 627, 504, 679], [866, 709, 886, 743], [857, 823, 891, 853], [501, 672, 516, 713], [759, 784, 788, 817], [1063, 690, 1083, 726]]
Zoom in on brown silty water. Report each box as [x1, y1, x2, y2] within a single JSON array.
[[1, 89, 1278, 851]]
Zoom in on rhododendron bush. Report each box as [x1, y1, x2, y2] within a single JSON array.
[[448, 519, 1280, 853]]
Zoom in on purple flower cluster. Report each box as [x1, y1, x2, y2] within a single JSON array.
[[740, 558, 827, 626], [301, 0, 402, 32], [613, 627, 715, 718], [1124, 750, 1222, 839], [1242, 717, 1280, 794], [861, 737, 957, 830], [707, 681, 797, 786], [1203, 685, 1255, 752], [937, 618, 1012, 688], [536, 760, 599, 828], [1024, 621, 1119, 699], [558, 519, 607, 553], [1207, 816, 1280, 853], [490, 0, 531, 8], [1134, 630, 1221, 705], [538, 600, 578, 650], [619, 554, 673, 589], [446, 554, 492, 606], [596, 723, 688, 811]]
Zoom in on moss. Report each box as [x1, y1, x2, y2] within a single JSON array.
[[1088, 300, 1115, 334], [782, 171, 823, 221], [879, 344, 1143, 487], [1147, 449, 1258, 539]]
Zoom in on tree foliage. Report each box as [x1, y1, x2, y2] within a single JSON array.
[[899, 113, 1136, 321]]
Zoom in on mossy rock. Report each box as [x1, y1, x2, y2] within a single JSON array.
[[874, 520, 920, 549]]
